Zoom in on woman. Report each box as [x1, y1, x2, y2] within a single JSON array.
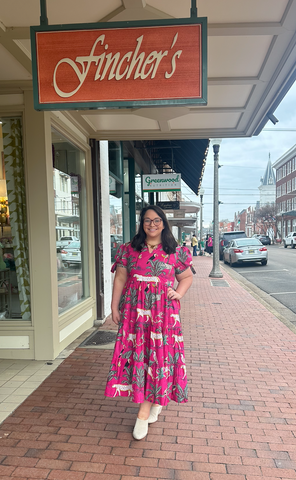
[[206, 235, 213, 255], [105, 205, 193, 440]]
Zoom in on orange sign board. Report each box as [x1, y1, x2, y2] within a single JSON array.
[[31, 21, 206, 109]]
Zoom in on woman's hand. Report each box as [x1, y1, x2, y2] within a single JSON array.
[[111, 267, 127, 326], [167, 287, 182, 301], [112, 308, 121, 325]]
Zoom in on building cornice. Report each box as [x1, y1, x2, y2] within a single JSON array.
[[272, 144, 296, 169]]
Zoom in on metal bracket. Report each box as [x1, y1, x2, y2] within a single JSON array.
[[40, 0, 48, 26], [191, 0, 198, 18]]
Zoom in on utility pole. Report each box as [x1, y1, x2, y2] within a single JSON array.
[[199, 188, 204, 255], [209, 139, 223, 278]]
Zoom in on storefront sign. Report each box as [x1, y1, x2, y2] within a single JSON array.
[[174, 209, 186, 218], [142, 173, 181, 192], [30, 18, 207, 110], [157, 201, 180, 210]]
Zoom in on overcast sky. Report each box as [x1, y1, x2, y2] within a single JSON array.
[[182, 81, 296, 228]]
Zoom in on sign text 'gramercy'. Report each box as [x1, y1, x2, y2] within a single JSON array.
[[31, 21, 206, 108]]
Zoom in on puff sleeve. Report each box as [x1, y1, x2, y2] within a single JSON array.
[[111, 243, 128, 273], [175, 246, 193, 275]]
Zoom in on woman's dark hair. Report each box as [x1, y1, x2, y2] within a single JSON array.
[[131, 205, 178, 254]]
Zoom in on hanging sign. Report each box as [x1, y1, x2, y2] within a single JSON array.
[[157, 201, 180, 210], [30, 18, 207, 110], [109, 176, 116, 194], [142, 173, 181, 192]]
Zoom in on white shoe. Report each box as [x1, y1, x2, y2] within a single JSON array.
[[133, 417, 149, 440], [147, 406, 162, 424]]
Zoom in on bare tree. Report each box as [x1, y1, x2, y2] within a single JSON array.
[[254, 203, 277, 241]]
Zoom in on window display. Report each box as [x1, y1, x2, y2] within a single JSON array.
[[0, 118, 30, 320]]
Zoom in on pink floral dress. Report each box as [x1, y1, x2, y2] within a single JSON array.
[[104, 242, 193, 406]]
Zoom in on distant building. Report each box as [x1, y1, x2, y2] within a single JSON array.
[[231, 156, 277, 240], [258, 154, 276, 206], [272, 145, 296, 239], [219, 220, 235, 232], [234, 209, 246, 232], [235, 207, 254, 237]]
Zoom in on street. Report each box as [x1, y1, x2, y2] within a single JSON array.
[[227, 244, 296, 314]]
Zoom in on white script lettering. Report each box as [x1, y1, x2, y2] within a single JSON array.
[[53, 33, 183, 98]]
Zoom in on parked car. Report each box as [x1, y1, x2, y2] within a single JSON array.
[[223, 237, 268, 266], [56, 235, 79, 251], [219, 231, 247, 260], [111, 235, 123, 262], [283, 232, 296, 248], [252, 234, 271, 245], [60, 241, 81, 268]]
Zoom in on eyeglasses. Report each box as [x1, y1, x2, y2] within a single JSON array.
[[143, 217, 162, 226]]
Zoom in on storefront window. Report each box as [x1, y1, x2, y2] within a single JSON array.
[[135, 167, 149, 225], [123, 159, 130, 243], [0, 118, 30, 320], [109, 141, 122, 179], [52, 128, 89, 314], [135, 173, 142, 198], [110, 187, 123, 261], [109, 142, 123, 259], [288, 221, 291, 234]]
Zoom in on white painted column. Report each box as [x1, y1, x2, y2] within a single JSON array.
[[24, 90, 59, 360]]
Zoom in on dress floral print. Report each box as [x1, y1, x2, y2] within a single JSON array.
[[105, 242, 193, 406]]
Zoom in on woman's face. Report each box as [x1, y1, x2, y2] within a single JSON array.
[[143, 209, 164, 242]]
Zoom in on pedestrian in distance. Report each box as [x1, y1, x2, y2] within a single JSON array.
[[191, 233, 198, 256], [199, 237, 205, 256], [206, 235, 213, 255], [105, 205, 194, 441]]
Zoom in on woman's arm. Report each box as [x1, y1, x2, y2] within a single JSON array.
[[167, 268, 193, 301], [111, 266, 128, 325]]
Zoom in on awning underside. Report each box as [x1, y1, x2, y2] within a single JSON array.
[[142, 139, 209, 195]]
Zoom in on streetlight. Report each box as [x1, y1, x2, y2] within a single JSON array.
[[199, 187, 204, 255], [209, 139, 223, 278]]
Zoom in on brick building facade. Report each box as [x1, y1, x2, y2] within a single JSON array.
[[272, 145, 296, 240]]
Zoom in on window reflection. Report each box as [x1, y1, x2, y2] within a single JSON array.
[[109, 142, 122, 178], [52, 129, 89, 314], [109, 142, 123, 260], [110, 193, 123, 261]]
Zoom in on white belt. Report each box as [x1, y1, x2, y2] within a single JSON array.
[[133, 274, 160, 283]]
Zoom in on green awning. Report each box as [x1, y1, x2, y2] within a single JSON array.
[[141, 139, 209, 195]]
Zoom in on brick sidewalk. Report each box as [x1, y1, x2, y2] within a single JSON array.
[[2, 256, 296, 479]]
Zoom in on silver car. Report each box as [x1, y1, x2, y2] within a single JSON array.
[[60, 241, 81, 268], [223, 238, 268, 266]]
